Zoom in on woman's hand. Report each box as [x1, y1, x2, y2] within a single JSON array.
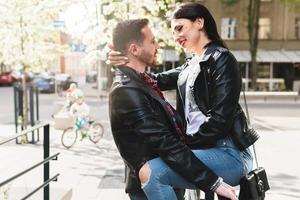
[[214, 182, 238, 200], [107, 44, 129, 66]]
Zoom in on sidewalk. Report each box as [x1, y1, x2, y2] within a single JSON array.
[[1, 116, 300, 199], [0, 122, 129, 200]]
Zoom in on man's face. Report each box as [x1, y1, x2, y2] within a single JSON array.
[[137, 26, 159, 66]]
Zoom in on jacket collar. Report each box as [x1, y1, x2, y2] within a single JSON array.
[[116, 66, 166, 104], [116, 65, 143, 83], [116, 66, 184, 131], [200, 42, 220, 63], [183, 42, 220, 64]]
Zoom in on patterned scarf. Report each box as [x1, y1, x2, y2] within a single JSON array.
[[141, 72, 185, 142]]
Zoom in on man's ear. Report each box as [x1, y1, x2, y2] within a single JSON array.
[[128, 43, 139, 56], [195, 18, 204, 30]]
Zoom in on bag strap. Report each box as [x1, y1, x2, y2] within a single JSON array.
[[242, 88, 259, 168]]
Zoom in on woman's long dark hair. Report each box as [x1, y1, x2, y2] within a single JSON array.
[[172, 2, 227, 49]]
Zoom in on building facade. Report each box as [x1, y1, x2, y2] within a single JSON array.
[[175, 0, 300, 91]]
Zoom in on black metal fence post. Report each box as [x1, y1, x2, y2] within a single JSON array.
[[29, 86, 35, 143], [13, 85, 40, 144], [18, 86, 24, 131], [36, 88, 40, 141], [44, 124, 50, 200], [14, 85, 24, 144], [14, 86, 18, 136]]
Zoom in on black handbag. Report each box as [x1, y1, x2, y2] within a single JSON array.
[[239, 167, 270, 200], [238, 89, 270, 200]]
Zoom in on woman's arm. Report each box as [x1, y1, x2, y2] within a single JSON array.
[[152, 64, 185, 91]]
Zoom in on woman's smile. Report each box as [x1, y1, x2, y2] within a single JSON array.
[[177, 38, 187, 47]]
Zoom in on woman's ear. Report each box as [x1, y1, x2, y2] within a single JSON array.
[[196, 18, 204, 31]]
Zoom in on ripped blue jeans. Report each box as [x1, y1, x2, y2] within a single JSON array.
[[141, 137, 253, 200]]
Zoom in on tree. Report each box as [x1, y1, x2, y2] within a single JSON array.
[[248, 0, 260, 90], [0, 0, 80, 129], [223, 0, 261, 90], [81, 0, 180, 67]]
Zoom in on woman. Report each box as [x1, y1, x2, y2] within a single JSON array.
[[108, 3, 254, 200]]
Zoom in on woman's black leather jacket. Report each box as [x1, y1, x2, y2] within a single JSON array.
[[154, 43, 255, 150]]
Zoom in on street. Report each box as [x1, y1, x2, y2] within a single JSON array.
[[1, 85, 300, 125], [1, 84, 300, 199], [0, 85, 108, 125]]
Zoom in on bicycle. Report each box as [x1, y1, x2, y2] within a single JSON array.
[[61, 117, 104, 148]]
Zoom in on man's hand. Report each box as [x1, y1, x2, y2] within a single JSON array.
[[106, 44, 129, 66], [214, 182, 238, 200]]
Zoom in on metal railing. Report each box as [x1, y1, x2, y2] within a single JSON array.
[[0, 122, 59, 200]]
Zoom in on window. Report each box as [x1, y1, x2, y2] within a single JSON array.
[[295, 17, 300, 39], [259, 18, 271, 39], [221, 18, 237, 39], [257, 64, 270, 78]]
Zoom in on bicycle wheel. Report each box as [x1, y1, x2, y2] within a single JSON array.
[[89, 122, 104, 144], [61, 127, 78, 148]]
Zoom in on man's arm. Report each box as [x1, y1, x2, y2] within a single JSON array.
[[110, 87, 219, 192]]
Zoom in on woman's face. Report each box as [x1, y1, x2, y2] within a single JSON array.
[[171, 18, 203, 53]]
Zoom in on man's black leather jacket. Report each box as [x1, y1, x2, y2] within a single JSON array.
[[109, 66, 219, 194], [154, 43, 254, 150]]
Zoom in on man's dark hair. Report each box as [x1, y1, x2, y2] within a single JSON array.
[[113, 18, 149, 54]]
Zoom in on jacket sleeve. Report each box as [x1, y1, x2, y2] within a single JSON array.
[[190, 51, 241, 144], [152, 65, 184, 91], [110, 87, 219, 192]]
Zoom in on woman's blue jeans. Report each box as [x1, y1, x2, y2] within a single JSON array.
[[141, 137, 253, 200]]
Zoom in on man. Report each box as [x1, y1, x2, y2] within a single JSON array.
[[109, 19, 236, 200]]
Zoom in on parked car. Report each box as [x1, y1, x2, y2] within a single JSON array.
[[0, 72, 14, 86], [55, 73, 77, 91], [86, 70, 97, 83], [32, 76, 55, 93]]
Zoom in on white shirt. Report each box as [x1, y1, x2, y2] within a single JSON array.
[[183, 50, 209, 135]]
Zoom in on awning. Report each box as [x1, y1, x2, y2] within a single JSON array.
[[231, 50, 300, 63], [282, 51, 300, 63], [231, 50, 250, 62]]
